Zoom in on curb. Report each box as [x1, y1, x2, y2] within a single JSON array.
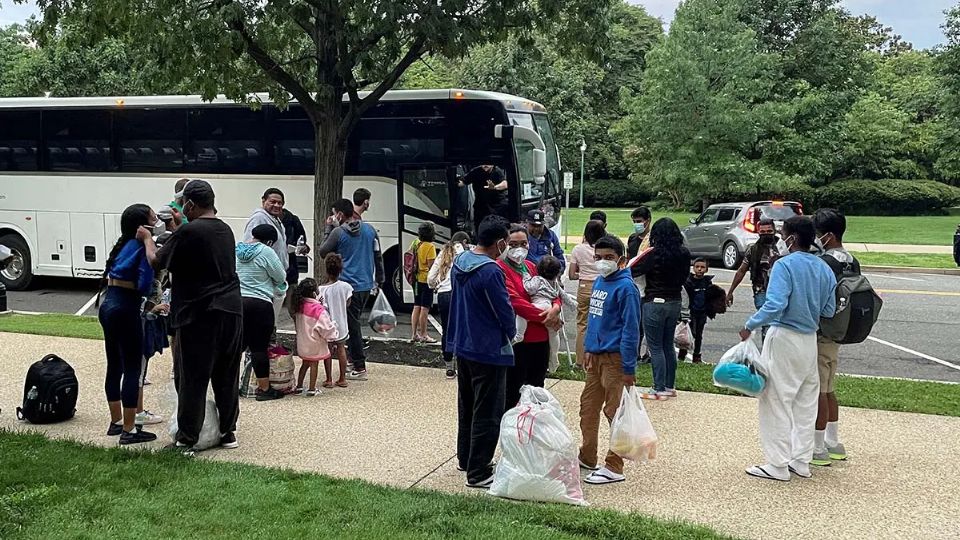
[[861, 265, 960, 276]]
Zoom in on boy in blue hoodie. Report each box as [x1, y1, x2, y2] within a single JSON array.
[[446, 216, 516, 489], [578, 235, 642, 485]]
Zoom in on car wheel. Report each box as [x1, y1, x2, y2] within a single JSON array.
[[722, 241, 742, 270], [0, 233, 33, 291]]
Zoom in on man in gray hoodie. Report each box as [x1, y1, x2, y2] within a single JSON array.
[[244, 188, 289, 273]]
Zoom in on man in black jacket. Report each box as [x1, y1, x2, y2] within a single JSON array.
[[281, 208, 309, 309]]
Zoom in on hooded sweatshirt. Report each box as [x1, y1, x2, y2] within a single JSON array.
[[243, 208, 288, 271], [446, 250, 517, 366], [746, 251, 837, 334], [316, 219, 385, 292], [295, 298, 339, 361], [583, 268, 642, 375], [236, 242, 288, 303]]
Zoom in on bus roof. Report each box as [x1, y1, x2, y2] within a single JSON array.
[[0, 89, 547, 113]]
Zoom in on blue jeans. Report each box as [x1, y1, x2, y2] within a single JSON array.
[[643, 299, 681, 392]]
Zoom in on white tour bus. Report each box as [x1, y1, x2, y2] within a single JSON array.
[[0, 89, 563, 306]]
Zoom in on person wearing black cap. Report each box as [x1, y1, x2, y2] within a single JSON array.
[[140, 179, 244, 453], [525, 209, 566, 271]]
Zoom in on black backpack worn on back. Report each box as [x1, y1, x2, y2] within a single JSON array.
[[819, 254, 883, 345], [16, 354, 79, 424]]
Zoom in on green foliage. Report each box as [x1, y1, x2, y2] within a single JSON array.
[[935, 5, 960, 184], [840, 92, 917, 179], [571, 178, 651, 207], [815, 179, 960, 215]]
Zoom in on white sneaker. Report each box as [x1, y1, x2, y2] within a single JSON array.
[[584, 467, 625, 485], [135, 410, 163, 425]]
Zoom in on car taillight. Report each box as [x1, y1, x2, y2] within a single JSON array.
[[742, 208, 757, 232]]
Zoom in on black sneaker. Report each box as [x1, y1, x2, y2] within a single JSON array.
[[465, 475, 494, 489], [119, 429, 157, 445], [163, 442, 197, 456], [255, 387, 285, 401], [106, 422, 123, 436], [445, 369, 456, 380], [220, 432, 239, 449]]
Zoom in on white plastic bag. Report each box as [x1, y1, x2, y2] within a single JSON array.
[[367, 291, 397, 335], [490, 386, 587, 506], [168, 387, 221, 451], [712, 333, 766, 397], [609, 386, 658, 462], [674, 321, 693, 349]]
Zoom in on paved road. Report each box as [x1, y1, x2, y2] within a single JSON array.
[[7, 268, 960, 383]]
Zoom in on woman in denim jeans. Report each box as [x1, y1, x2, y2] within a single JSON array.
[[628, 218, 691, 400]]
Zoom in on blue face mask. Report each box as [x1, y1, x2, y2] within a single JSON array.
[[634, 222, 646, 234]]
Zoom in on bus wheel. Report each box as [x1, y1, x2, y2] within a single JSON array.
[[382, 246, 412, 314], [0, 233, 34, 291]]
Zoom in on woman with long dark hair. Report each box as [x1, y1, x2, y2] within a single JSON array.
[[428, 231, 471, 379], [629, 218, 690, 400], [99, 203, 160, 444]]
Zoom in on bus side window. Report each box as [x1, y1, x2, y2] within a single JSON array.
[[117, 108, 186, 172], [44, 109, 115, 172], [186, 107, 267, 174], [0, 110, 40, 171]]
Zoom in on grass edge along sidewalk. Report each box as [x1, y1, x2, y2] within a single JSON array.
[[0, 431, 730, 540], [2, 312, 958, 418]]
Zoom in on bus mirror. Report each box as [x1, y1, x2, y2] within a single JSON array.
[[533, 149, 546, 185]]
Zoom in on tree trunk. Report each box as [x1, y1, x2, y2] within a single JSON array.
[[312, 113, 347, 281]]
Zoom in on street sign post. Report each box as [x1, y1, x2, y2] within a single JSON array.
[[563, 171, 574, 246]]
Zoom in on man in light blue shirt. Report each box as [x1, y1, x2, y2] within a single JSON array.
[[739, 216, 836, 483]]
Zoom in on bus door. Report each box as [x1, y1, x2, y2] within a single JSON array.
[[396, 163, 461, 304]]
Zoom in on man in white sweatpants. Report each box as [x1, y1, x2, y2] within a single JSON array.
[[738, 216, 836, 482]]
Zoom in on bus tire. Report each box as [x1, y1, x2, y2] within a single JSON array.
[[0, 233, 34, 291], [382, 245, 412, 314]]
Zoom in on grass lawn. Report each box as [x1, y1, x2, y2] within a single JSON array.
[[0, 431, 729, 540], [2, 314, 957, 417], [0, 312, 102, 340], [851, 252, 957, 269], [561, 208, 958, 246], [552, 358, 960, 418]]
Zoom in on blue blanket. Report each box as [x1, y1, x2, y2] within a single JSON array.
[[713, 362, 765, 397]]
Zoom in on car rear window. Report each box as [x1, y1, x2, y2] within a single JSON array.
[[759, 204, 801, 220]]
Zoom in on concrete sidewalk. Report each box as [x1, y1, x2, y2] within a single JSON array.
[[2, 333, 958, 540], [848, 242, 953, 255]]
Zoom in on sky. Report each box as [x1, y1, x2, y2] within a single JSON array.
[[634, 0, 956, 49], [1, 1, 955, 50]]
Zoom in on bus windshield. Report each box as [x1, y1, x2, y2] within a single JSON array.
[[532, 114, 560, 199], [508, 112, 542, 201]]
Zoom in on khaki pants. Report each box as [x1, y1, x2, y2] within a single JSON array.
[[578, 352, 625, 474], [817, 335, 840, 393], [575, 280, 594, 366]]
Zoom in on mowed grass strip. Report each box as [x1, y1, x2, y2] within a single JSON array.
[[851, 252, 957, 269], [0, 431, 731, 540], [2, 314, 957, 417], [562, 208, 958, 246], [551, 359, 960, 418], [0, 312, 103, 340]]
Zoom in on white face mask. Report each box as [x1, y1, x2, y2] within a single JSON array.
[[595, 260, 619, 277], [777, 236, 793, 257], [507, 247, 528, 264], [454, 243, 465, 255]]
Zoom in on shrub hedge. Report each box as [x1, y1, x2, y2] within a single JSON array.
[[572, 178, 651, 207], [584, 177, 960, 215], [815, 179, 960, 216]]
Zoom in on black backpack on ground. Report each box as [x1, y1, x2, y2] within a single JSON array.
[[16, 354, 79, 424]]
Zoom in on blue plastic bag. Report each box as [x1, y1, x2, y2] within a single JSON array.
[[712, 335, 766, 397]]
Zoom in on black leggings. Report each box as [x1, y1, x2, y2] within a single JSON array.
[[98, 287, 143, 408], [437, 291, 453, 368], [507, 340, 550, 408], [242, 296, 275, 379]]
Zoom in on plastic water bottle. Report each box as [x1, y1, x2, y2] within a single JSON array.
[[160, 289, 171, 317], [296, 235, 306, 254]]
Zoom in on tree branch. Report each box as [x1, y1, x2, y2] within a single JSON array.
[[222, 6, 317, 117], [339, 35, 428, 138]]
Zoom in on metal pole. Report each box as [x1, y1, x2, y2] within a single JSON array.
[[564, 187, 570, 247], [578, 148, 585, 209]]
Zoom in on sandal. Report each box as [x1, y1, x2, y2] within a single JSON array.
[[336, 381, 349, 388], [420, 336, 438, 344], [323, 381, 335, 389]]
